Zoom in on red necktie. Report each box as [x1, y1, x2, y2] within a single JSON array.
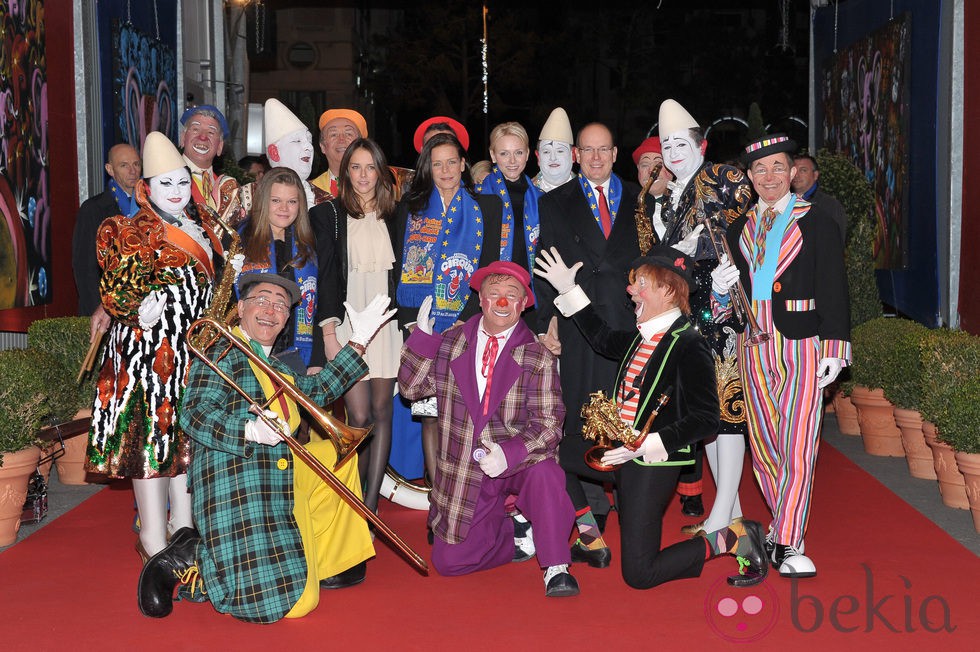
[[481, 331, 501, 415], [755, 207, 776, 267], [596, 185, 612, 238]]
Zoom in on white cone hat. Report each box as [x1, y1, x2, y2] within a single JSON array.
[[538, 107, 573, 144], [142, 131, 186, 178], [658, 99, 699, 137], [264, 98, 307, 147]]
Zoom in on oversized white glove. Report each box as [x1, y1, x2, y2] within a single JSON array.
[[816, 357, 845, 389], [600, 431, 669, 466], [673, 223, 705, 257], [711, 254, 740, 296], [534, 247, 583, 295], [229, 253, 245, 281], [345, 294, 397, 347], [138, 290, 168, 330], [244, 409, 286, 446], [478, 442, 508, 478], [416, 295, 435, 335]]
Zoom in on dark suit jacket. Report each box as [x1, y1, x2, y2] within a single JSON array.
[[392, 191, 503, 329], [809, 188, 847, 246], [727, 199, 850, 343], [72, 188, 121, 315], [572, 307, 719, 463], [535, 175, 641, 436]]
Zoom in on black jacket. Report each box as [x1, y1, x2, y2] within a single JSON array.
[[72, 188, 121, 315]]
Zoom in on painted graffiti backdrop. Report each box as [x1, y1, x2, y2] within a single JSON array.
[[111, 20, 177, 153], [0, 0, 48, 308], [821, 13, 911, 269]]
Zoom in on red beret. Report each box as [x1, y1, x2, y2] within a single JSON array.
[[632, 136, 662, 165], [414, 116, 470, 153]]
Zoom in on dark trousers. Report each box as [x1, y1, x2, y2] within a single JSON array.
[[559, 433, 614, 512], [615, 461, 707, 589]]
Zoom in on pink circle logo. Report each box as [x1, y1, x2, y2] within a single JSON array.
[[704, 574, 780, 642]]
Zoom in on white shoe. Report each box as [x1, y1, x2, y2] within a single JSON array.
[[776, 544, 816, 578], [512, 515, 535, 562]]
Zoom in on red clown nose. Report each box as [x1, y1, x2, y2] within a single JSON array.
[[496, 296, 509, 307]]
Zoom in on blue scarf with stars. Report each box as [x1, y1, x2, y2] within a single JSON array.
[[477, 166, 541, 266], [109, 179, 138, 217], [398, 187, 483, 332], [578, 172, 623, 233]]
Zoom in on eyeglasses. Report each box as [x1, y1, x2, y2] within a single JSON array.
[[577, 146, 614, 156], [243, 296, 291, 314]]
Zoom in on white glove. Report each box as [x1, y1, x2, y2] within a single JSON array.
[[244, 409, 286, 446], [229, 253, 245, 281], [600, 431, 669, 466], [533, 247, 583, 295], [345, 294, 397, 347], [478, 442, 508, 478], [138, 290, 168, 329], [711, 254, 740, 296], [416, 295, 435, 335], [816, 357, 844, 389], [673, 223, 705, 257]]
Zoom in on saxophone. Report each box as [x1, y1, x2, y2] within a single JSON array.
[[634, 162, 663, 255], [190, 195, 243, 349], [580, 387, 672, 471]]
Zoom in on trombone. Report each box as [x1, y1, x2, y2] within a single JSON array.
[[185, 316, 429, 575]]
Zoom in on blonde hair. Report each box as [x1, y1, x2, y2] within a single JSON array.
[[489, 122, 529, 150], [469, 160, 493, 184]]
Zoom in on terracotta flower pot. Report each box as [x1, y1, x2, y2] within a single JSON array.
[[893, 408, 937, 480], [850, 386, 904, 456], [55, 408, 93, 486], [832, 392, 861, 436], [0, 446, 42, 546], [954, 451, 980, 534], [922, 421, 969, 510]]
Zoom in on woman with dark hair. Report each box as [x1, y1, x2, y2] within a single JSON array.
[[309, 138, 401, 513], [238, 166, 323, 373], [394, 131, 503, 495]]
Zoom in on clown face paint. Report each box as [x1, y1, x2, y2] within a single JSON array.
[[480, 276, 527, 334], [660, 129, 704, 181], [627, 271, 672, 324], [149, 167, 192, 218], [271, 127, 315, 181], [536, 140, 574, 188]]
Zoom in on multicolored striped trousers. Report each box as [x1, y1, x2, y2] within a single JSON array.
[[738, 299, 822, 548]]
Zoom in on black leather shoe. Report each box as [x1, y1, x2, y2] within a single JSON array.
[[570, 541, 612, 569], [545, 570, 580, 597], [320, 561, 366, 589], [680, 494, 705, 517], [137, 527, 202, 618], [727, 520, 769, 588]]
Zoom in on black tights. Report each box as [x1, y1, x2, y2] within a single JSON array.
[[346, 377, 396, 513]]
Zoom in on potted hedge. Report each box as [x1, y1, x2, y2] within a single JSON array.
[[816, 150, 881, 435], [848, 318, 905, 457], [919, 329, 978, 510], [27, 317, 99, 484], [946, 377, 980, 533], [0, 347, 73, 546]]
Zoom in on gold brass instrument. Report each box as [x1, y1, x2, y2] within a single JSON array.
[[634, 162, 664, 256], [189, 196, 245, 350], [580, 388, 672, 471], [698, 214, 770, 347], [185, 317, 429, 575]]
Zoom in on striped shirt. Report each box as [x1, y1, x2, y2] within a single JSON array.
[[618, 333, 664, 426]]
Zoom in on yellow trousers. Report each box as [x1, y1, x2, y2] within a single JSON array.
[[285, 441, 375, 619]]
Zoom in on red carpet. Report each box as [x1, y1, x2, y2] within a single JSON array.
[[2, 443, 977, 651]]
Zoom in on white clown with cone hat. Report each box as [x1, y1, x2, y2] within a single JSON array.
[[264, 98, 315, 182], [535, 107, 575, 192]]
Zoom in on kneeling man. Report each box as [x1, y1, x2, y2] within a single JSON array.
[[139, 273, 393, 623], [398, 261, 578, 597]]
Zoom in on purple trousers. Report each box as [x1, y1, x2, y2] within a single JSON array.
[[432, 459, 574, 575]]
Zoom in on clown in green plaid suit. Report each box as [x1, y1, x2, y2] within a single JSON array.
[[169, 275, 393, 623]]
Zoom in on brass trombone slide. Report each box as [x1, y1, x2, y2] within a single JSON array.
[[185, 317, 428, 575]]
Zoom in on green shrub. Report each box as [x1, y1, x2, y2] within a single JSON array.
[[27, 316, 98, 415], [919, 328, 980, 451], [849, 317, 930, 409], [0, 348, 73, 465]]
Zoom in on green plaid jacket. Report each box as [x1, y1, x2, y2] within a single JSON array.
[[179, 342, 366, 623]]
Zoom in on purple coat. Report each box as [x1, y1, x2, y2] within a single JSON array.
[[398, 315, 565, 543]]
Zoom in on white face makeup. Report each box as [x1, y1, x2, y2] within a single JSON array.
[[149, 167, 192, 218], [271, 128, 315, 181], [536, 140, 573, 187], [660, 129, 704, 180]]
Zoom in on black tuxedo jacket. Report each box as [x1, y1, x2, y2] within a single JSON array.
[[72, 188, 121, 315]]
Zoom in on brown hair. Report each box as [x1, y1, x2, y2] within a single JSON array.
[[242, 167, 315, 267], [338, 138, 397, 221], [629, 264, 691, 315]]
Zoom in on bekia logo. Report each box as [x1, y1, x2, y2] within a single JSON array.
[[704, 574, 780, 642]]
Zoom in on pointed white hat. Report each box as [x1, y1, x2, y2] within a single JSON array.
[[658, 99, 699, 137], [538, 107, 573, 144], [264, 98, 307, 147], [142, 131, 186, 178]]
